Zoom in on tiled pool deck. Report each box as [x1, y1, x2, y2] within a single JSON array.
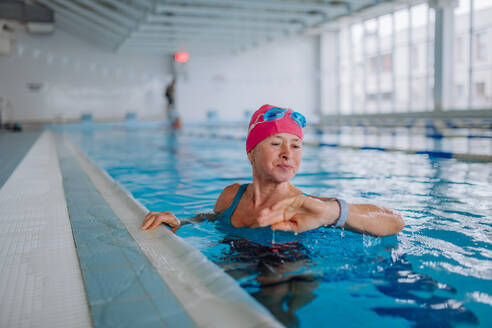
[[0, 131, 283, 328]]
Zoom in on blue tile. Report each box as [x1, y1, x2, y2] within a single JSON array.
[[120, 242, 149, 267], [72, 227, 114, 246], [77, 244, 129, 270], [110, 227, 136, 245], [91, 298, 164, 328], [87, 205, 120, 221], [103, 216, 128, 231], [69, 214, 108, 230], [83, 265, 146, 305]]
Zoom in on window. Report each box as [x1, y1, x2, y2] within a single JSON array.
[[455, 84, 464, 97], [471, 0, 492, 108], [333, 3, 435, 114], [351, 23, 364, 113], [368, 54, 393, 74], [381, 54, 393, 73], [473, 81, 489, 107], [455, 37, 464, 62], [454, 0, 492, 109], [339, 26, 352, 114], [328, 0, 468, 114], [411, 45, 419, 69], [394, 8, 409, 112], [475, 31, 487, 61], [475, 82, 486, 97], [369, 56, 379, 74], [327, 0, 490, 114]]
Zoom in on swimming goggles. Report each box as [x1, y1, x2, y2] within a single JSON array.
[[248, 107, 306, 134]]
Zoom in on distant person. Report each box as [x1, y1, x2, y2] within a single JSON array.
[[164, 79, 181, 129], [142, 104, 404, 236], [165, 79, 175, 109]]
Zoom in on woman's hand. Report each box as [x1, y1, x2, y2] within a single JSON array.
[[256, 195, 405, 236], [140, 211, 180, 233], [256, 195, 340, 233]]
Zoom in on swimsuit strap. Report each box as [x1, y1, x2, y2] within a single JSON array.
[[220, 183, 249, 224]]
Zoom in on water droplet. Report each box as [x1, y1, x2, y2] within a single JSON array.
[[294, 232, 298, 236]]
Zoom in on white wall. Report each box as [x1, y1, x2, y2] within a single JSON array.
[[0, 28, 318, 124], [0, 28, 172, 123], [176, 35, 319, 122]]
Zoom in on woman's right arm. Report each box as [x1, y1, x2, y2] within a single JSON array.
[[140, 211, 217, 232], [141, 183, 239, 233], [140, 211, 181, 232]]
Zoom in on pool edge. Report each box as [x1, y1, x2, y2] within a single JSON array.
[[59, 132, 284, 328]]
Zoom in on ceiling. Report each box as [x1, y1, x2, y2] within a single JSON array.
[[33, 0, 389, 55]]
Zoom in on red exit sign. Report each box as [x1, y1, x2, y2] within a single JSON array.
[[174, 52, 189, 63]]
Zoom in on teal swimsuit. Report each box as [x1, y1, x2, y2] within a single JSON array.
[[219, 183, 249, 227], [219, 183, 309, 226], [218, 183, 326, 245], [217, 183, 347, 245]]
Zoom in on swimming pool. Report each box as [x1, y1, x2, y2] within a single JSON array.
[[61, 121, 492, 328]]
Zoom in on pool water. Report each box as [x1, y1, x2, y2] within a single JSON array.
[[62, 122, 492, 328]]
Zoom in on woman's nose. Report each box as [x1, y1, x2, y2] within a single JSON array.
[[280, 144, 290, 158]]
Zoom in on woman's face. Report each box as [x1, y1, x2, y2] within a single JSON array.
[[249, 133, 303, 183]]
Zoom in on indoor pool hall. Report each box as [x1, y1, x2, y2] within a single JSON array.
[[1, 1, 491, 327]]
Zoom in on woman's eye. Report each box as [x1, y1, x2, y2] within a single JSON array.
[[271, 143, 280, 146]]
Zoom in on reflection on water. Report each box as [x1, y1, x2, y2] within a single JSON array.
[[209, 227, 479, 328], [64, 122, 492, 328], [215, 238, 317, 328], [373, 258, 478, 328]]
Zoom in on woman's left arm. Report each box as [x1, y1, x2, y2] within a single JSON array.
[[258, 196, 404, 237], [341, 202, 405, 236]]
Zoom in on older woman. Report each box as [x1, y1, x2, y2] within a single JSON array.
[[141, 104, 404, 236]]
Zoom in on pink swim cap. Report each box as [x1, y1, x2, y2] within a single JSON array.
[[246, 104, 304, 153]]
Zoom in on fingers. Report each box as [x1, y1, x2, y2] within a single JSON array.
[[148, 215, 164, 230], [140, 211, 180, 231], [256, 206, 285, 227], [257, 196, 302, 227], [140, 212, 157, 230], [271, 220, 299, 232]]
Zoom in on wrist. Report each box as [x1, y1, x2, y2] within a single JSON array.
[[333, 198, 349, 227], [324, 198, 349, 228], [323, 200, 340, 226]]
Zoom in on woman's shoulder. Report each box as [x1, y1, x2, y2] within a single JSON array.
[[214, 183, 243, 213], [304, 195, 336, 202], [290, 185, 333, 201], [297, 188, 336, 202]]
